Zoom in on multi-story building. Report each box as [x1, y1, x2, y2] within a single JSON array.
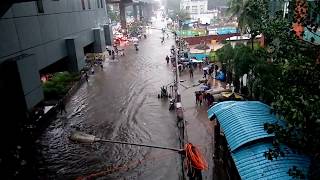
[[0, 2, 113, 176], [180, 0, 216, 24], [0, 0, 113, 115]]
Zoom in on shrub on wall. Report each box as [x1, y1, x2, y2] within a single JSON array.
[[42, 72, 80, 100]]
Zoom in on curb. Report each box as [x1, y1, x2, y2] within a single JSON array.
[[35, 75, 86, 127]]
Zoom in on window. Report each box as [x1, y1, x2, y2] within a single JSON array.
[[36, 0, 44, 13], [81, 0, 85, 10], [186, 6, 190, 11], [87, 0, 91, 9], [192, 6, 197, 14]]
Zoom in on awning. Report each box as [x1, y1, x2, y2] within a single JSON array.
[[191, 59, 203, 63]]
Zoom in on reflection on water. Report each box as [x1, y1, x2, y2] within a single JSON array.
[[36, 29, 183, 179]]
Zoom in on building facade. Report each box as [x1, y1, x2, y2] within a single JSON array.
[[0, 1, 113, 177], [180, 0, 216, 24], [0, 0, 112, 112]]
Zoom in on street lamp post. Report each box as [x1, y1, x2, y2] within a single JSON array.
[[174, 16, 180, 102], [175, 15, 188, 180]]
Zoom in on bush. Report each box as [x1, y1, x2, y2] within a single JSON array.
[[42, 72, 80, 100], [209, 51, 217, 63]]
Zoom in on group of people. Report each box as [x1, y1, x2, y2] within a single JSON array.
[[87, 58, 104, 76], [160, 28, 170, 44], [107, 45, 125, 60], [165, 45, 177, 65], [188, 60, 216, 80], [195, 91, 215, 107]]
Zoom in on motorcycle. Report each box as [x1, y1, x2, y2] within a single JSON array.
[[169, 98, 175, 111]]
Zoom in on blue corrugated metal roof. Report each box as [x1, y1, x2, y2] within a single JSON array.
[[208, 101, 280, 151], [207, 101, 311, 180], [232, 142, 310, 180]]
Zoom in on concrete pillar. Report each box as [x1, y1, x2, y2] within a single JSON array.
[[16, 54, 44, 110], [138, 3, 143, 21], [66, 37, 85, 72], [93, 28, 106, 53], [144, 4, 152, 22], [0, 54, 43, 112], [119, 1, 126, 29], [133, 4, 138, 21], [0, 56, 43, 176], [103, 24, 113, 45]]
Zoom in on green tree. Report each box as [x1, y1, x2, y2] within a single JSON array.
[[107, 5, 119, 23], [262, 2, 320, 178], [232, 44, 256, 92], [216, 43, 234, 83], [228, 0, 269, 49], [227, 0, 249, 18], [224, 1, 320, 178], [241, 0, 268, 49]]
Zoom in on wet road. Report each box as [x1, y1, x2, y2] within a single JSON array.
[[36, 26, 214, 179], [36, 28, 183, 179]]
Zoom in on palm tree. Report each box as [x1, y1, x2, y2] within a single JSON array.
[[228, 0, 268, 49], [227, 0, 249, 18], [227, 0, 251, 41]]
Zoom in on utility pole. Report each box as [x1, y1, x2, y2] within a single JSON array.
[[175, 15, 188, 180]]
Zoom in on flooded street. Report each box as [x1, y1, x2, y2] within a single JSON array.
[[36, 24, 214, 179]]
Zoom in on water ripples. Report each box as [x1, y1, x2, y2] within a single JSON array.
[[36, 29, 180, 179]]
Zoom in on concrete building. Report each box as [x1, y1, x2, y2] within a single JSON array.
[[180, 0, 216, 24], [0, 0, 113, 177], [0, 0, 113, 112]]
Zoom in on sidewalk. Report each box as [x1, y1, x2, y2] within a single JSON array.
[[179, 68, 215, 179]]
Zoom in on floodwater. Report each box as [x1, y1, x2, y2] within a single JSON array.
[[35, 21, 214, 180]]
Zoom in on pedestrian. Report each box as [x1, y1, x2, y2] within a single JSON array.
[[85, 72, 89, 82], [115, 46, 119, 56], [161, 36, 165, 43], [166, 55, 170, 64], [91, 67, 94, 74], [111, 50, 115, 60], [199, 93, 203, 106], [58, 100, 67, 115], [195, 92, 199, 105], [120, 49, 125, 56], [209, 67, 213, 76], [189, 67, 194, 78], [203, 69, 207, 79]]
